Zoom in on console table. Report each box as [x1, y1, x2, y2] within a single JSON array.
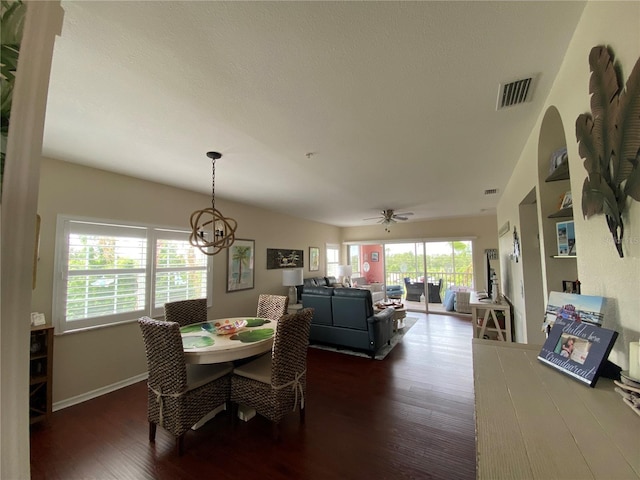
[[473, 339, 640, 479], [470, 291, 512, 342]]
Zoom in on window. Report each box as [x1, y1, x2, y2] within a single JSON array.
[[325, 244, 340, 277], [53, 217, 212, 333]]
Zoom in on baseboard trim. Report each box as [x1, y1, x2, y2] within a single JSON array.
[[53, 372, 148, 412]]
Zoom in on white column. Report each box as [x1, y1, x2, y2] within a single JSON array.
[[1, 2, 63, 478]]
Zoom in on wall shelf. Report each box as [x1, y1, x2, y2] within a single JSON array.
[[551, 255, 577, 259], [545, 160, 570, 182], [548, 207, 573, 219]]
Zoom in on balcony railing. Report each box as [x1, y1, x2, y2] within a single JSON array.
[[385, 271, 474, 291]]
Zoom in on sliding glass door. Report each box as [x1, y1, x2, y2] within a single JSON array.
[[347, 239, 474, 313]]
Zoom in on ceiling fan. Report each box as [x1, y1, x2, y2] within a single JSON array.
[[363, 209, 414, 231]]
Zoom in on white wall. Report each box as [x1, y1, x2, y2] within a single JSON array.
[[497, 1, 640, 367], [35, 158, 341, 403]]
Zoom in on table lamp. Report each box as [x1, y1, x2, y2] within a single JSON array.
[[282, 268, 303, 305], [337, 265, 352, 287]]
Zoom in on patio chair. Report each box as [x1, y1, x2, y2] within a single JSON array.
[[138, 316, 232, 455], [428, 279, 443, 303], [231, 308, 314, 440], [164, 298, 207, 327], [256, 294, 289, 321]]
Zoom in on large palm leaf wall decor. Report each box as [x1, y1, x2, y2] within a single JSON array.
[[575, 45, 640, 258]]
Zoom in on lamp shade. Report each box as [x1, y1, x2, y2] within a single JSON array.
[[336, 265, 352, 277], [282, 268, 303, 286]]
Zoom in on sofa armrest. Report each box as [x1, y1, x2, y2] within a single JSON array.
[[368, 307, 394, 324]]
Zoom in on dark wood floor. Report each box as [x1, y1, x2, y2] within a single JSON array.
[[30, 313, 476, 480]]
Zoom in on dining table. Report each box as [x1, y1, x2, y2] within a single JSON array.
[[180, 316, 277, 364]]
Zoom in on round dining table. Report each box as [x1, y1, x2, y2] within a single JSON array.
[[180, 316, 277, 364]]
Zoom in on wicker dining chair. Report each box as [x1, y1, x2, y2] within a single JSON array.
[[164, 298, 207, 327], [231, 307, 313, 440], [137, 316, 232, 455], [256, 294, 289, 321]]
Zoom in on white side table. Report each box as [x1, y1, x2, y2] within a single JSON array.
[[287, 303, 304, 314]]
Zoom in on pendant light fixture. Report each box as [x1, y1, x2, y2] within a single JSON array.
[[189, 151, 237, 255]]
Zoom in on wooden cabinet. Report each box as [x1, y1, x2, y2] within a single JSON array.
[[30, 325, 53, 424]]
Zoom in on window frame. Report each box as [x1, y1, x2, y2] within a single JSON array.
[[325, 243, 340, 278], [53, 216, 213, 334]]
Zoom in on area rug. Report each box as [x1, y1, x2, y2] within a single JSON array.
[[308, 316, 418, 360]]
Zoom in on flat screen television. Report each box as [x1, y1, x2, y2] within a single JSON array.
[[484, 251, 494, 299]]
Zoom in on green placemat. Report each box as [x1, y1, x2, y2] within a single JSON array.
[[232, 328, 274, 343], [180, 322, 215, 334], [182, 336, 214, 349], [245, 318, 271, 327]]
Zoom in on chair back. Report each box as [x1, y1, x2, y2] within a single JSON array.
[[164, 298, 207, 327], [257, 294, 289, 321], [138, 316, 188, 395], [271, 308, 313, 388]]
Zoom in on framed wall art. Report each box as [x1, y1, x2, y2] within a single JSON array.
[[560, 191, 573, 209], [542, 291, 606, 331], [227, 239, 255, 292], [556, 220, 576, 256], [371, 252, 379, 262], [266, 248, 303, 269], [538, 316, 618, 387], [309, 246, 319, 271]]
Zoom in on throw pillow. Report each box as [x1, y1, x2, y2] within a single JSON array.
[[444, 289, 456, 311]]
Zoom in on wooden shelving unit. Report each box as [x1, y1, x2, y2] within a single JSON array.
[[30, 325, 54, 424]]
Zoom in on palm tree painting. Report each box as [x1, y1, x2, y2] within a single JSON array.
[[227, 239, 255, 292]]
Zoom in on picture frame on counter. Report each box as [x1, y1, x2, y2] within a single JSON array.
[[538, 316, 618, 387]]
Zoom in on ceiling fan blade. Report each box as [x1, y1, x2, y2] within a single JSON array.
[[393, 212, 414, 217], [394, 216, 409, 221], [363, 216, 382, 221]]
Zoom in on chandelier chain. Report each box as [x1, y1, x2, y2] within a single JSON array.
[[211, 156, 216, 212]]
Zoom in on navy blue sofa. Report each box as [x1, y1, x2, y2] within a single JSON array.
[[301, 287, 395, 358]]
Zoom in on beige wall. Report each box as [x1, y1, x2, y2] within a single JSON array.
[[36, 158, 498, 405], [497, 1, 640, 366], [342, 214, 499, 290], [35, 158, 341, 403]]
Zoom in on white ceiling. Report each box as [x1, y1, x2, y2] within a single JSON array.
[[43, 1, 586, 227]]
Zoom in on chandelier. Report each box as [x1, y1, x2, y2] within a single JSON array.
[[189, 151, 237, 255]]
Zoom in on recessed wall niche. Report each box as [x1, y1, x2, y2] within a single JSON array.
[[537, 105, 578, 298]]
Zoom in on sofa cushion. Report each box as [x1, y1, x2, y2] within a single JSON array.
[[332, 288, 374, 329], [303, 286, 334, 296], [301, 287, 334, 326], [324, 276, 338, 286]]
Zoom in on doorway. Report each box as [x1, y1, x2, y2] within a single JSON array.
[[519, 188, 546, 344]]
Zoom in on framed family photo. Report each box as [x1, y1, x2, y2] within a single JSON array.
[[538, 316, 618, 387], [227, 239, 255, 292]]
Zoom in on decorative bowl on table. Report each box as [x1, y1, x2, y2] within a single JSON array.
[[214, 319, 247, 335]]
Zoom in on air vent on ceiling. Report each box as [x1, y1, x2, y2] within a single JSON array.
[[484, 188, 498, 195], [496, 75, 536, 110]]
